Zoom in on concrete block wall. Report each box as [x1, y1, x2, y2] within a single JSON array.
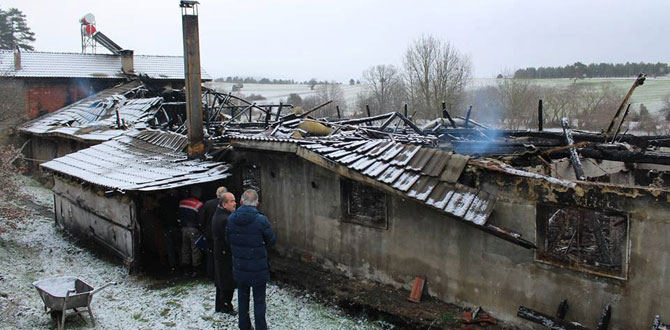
[[244, 150, 670, 329]]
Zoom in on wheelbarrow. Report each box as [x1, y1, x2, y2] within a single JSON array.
[[33, 276, 117, 330]]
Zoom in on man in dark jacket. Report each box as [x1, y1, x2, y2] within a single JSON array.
[[211, 191, 236, 314], [226, 189, 276, 330], [199, 186, 227, 279]]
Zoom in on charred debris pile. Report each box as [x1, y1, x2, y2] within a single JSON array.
[[147, 75, 667, 189], [125, 74, 668, 189]]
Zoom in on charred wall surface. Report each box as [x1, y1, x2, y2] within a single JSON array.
[[238, 148, 670, 329]]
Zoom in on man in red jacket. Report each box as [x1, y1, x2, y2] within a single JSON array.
[[179, 189, 204, 277]]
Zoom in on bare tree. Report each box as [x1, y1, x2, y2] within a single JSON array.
[[403, 35, 472, 119], [496, 77, 540, 130], [302, 81, 347, 117], [363, 64, 402, 114], [661, 93, 670, 121]]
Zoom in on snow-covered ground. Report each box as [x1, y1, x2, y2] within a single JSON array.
[[0, 177, 391, 329]]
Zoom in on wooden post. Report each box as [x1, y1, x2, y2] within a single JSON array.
[[604, 74, 645, 140], [404, 104, 408, 118], [366, 104, 371, 117], [465, 105, 472, 128], [264, 106, 271, 128], [538, 99, 544, 131], [561, 118, 585, 180], [442, 102, 456, 128], [611, 103, 631, 143], [275, 102, 283, 121], [336, 105, 341, 119]]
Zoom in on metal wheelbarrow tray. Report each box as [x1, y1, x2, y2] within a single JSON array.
[[33, 276, 117, 330]]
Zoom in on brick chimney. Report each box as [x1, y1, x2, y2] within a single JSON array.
[[120, 49, 134, 75], [13, 46, 21, 70]]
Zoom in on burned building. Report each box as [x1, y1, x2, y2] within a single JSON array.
[[37, 83, 670, 328], [29, 2, 670, 329]]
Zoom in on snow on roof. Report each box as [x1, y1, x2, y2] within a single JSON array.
[[19, 80, 154, 142], [0, 50, 211, 81], [41, 129, 230, 192]]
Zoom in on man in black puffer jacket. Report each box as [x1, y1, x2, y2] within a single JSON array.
[[226, 189, 275, 330]]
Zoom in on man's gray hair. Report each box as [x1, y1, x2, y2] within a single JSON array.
[[215, 186, 228, 199], [241, 189, 259, 207]]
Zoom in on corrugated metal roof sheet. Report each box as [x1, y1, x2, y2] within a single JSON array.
[[300, 139, 497, 227], [0, 51, 211, 80], [41, 129, 229, 192], [19, 81, 161, 142]]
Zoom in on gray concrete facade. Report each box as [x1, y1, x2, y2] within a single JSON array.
[[239, 149, 670, 329]]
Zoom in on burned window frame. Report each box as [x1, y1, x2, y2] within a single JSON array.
[[241, 164, 262, 197], [535, 203, 630, 280], [340, 178, 388, 229]]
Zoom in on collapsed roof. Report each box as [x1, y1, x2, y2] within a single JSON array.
[[31, 76, 670, 247]]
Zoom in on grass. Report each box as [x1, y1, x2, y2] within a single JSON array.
[[160, 308, 170, 317]]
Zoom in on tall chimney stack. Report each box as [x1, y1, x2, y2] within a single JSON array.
[[180, 0, 204, 157]]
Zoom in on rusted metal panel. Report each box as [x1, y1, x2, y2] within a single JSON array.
[[405, 147, 437, 171], [422, 150, 452, 176], [407, 177, 439, 201], [392, 172, 421, 192], [440, 153, 470, 183], [389, 144, 421, 167]]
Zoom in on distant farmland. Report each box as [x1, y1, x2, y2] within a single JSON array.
[[474, 77, 670, 114], [206, 77, 670, 115]]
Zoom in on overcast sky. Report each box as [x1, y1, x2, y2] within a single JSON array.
[[4, 0, 669, 82]]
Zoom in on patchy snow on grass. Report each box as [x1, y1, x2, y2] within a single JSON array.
[[0, 176, 390, 330]]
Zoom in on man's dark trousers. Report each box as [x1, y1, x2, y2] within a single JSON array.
[[215, 287, 234, 312], [238, 284, 267, 330]]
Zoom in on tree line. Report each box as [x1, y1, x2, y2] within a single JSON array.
[[215, 76, 340, 87], [513, 62, 669, 79]]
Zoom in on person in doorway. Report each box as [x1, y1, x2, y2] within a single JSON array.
[[159, 189, 181, 271], [212, 191, 237, 314], [199, 186, 228, 279], [226, 189, 275, 330], [178, 188, 204, 277]]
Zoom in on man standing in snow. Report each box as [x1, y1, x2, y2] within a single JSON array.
[[212, 191, 237, 314], [226, 189, 275, 330], [199, 186, 228, 279], [178, 189, 204, 277]]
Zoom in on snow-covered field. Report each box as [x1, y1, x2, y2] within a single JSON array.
[[207, 77, 670, 115], [0, 177, 390, 330], [205, 82, 367, 110]]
